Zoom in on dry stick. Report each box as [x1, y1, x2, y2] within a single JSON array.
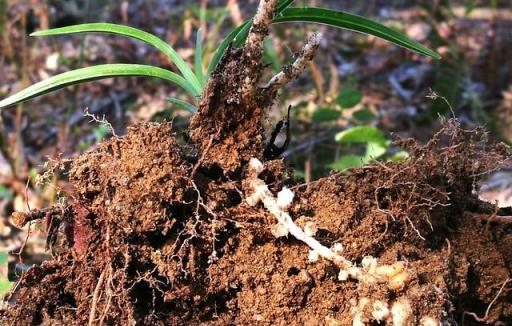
[[264, 33, 322, 95], [89, 268, 107, 326], [245, 0, 278, 56]]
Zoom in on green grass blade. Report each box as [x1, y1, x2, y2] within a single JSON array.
[[166, 97, 197, 113], [274, 7, 440, 59], [195, 29, 205, 88], [206, 0, 295, 77], [0, 64, 199, 109], [31, 23, 203, 93]]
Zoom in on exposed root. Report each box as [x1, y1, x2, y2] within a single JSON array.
[[84, 107, 117, 138], [245, 158, 410, 290], [264, 33, 322, 97], [464, 277, 511, 323], [88, 268, 106, 326]]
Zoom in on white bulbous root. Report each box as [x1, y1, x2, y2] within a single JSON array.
[[246, 158, 417, 326], [246, 158, 411, 290], [277, 187, 294, 209], [391, 298, 413, 326], [420, 316, 440, 326], [371, 300, 390, 321]]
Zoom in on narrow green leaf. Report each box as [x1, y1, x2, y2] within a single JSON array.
[[274, 7, 440, 59], [166, 97, 197, 113], [0, 64, 199, 109], [263, 37, 282, 72], [195, 29, 205, 88], [31, 23, 203, 94], [335, 126, 386, 146], [207, 0, 295, 77]]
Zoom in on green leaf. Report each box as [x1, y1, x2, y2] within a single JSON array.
[[31, 23, 202, 94], [206, 0, 295, 77], [0, 64, 199, 109], [312, 108, 341, 123], [337, 86, 362, 109], [195, 29, 205, 88], [166, 97, 197, 113], [389, 150, 409, 162], [274, 7, 440, 59], [352, 107, 376, 122], [329, 155, 365, 170], [364, 142, 387, 160], [335, 126, 386, 146]]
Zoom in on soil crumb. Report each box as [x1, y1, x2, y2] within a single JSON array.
[[1, 120, 511, 325]]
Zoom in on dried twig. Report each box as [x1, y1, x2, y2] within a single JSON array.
[[264, 33, 322, 96], [244, 0, 278, 57]]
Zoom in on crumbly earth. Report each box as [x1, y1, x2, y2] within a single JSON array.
[[0, 117, 510, 326]]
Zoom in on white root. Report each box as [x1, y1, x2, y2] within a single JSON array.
[[246, 158, 410, 290], [246, 158, 422, 325], [390, 298, 413, 326], [371, 300, 390, 321], [420, 316, 441, 326]]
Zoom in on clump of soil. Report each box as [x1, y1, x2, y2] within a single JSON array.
[[1, 117, 511, 325]]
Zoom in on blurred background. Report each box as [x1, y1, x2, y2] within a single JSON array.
[[0, 0, 511, 296]]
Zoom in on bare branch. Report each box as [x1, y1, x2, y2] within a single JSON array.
[[264, 33, 322, 94], [245, 0, 278, 57]]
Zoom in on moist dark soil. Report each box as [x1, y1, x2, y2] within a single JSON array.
[[1, 117, 511, 325]]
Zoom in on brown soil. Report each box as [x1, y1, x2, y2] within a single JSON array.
[[1, 117, 511, 325], [1, 18, 512, 326]]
